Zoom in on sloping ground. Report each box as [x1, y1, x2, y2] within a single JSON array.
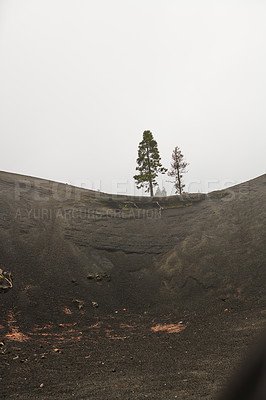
[[0, 171, 265, 399], [157, 176, 266, 304]]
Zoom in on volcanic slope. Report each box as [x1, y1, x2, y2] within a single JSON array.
[[0, 171, 265, 400], [0, 171, 265, 318]]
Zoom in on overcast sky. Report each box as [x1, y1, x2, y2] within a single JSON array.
[[0, 0, 265, 196]]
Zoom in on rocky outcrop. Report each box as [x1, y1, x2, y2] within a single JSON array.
[[0, 268, 13, 292]]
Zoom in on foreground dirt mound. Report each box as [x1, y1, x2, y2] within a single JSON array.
[[0, 171, 265, 399]]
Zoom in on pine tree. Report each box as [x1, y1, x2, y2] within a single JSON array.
[[168, 146, 188, 195], [155, 186, 167, 197], [155, 187, 162, 197], [161, 186, 167, 197], [134, 131, 167, 197]]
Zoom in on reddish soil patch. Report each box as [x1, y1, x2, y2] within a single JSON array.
[[151, 323, 187, 333], [1, 305, 265, 399]]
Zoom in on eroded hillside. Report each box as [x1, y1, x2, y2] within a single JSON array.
[[0, 172, 265, 321]]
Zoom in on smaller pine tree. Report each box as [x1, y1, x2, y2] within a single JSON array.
[[155, 187, 162, 197], [168, 146, 188, 195], [161, 186, 167, 197], [155, 186, 167, 197]]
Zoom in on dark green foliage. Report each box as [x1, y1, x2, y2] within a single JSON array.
[[134, 131, 167, 196], [168, 146, 188, 195]]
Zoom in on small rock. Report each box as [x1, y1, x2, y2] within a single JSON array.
[[40, 383, 44, 388], [72, 299, 84, 310], [102, 272, 111, 282], [53, 348, 61, 353], [92, 301, 99, 308], [95, 274, 102, 282]]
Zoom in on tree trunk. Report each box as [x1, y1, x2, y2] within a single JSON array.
[[150, 181, 154, 197], [146, 145, 154, 196], [177, 169, 182, 195]]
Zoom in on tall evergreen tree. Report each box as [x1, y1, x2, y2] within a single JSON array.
[[168, 146, 188, 195], [134, 131, 167, 197]]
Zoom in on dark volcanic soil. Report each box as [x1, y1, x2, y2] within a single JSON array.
[[0, 171, 265, 399], [0, 304, 265, 400]]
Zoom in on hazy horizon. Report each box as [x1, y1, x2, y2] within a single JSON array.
[[1, 1, 265, 196]]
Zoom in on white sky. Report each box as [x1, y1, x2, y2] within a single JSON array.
[[0, 0, 265, 195]]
